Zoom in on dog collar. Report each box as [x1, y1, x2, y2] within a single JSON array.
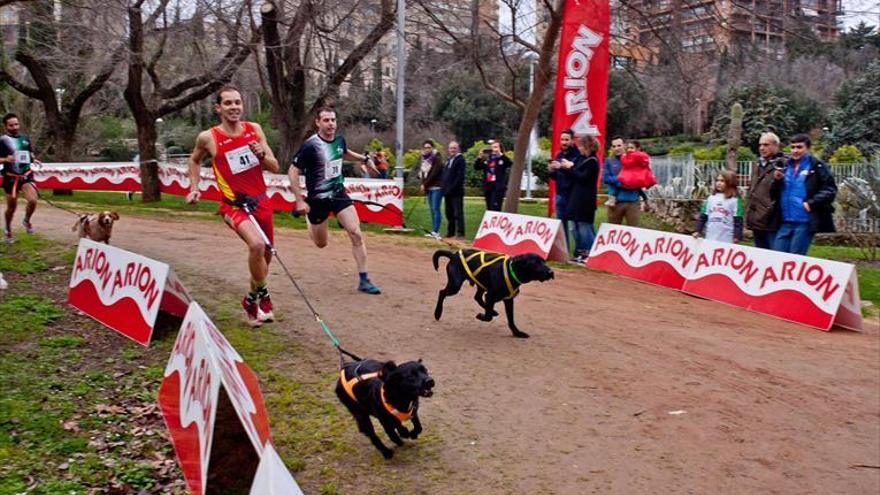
[[506, 259, 522, 286], [380, 384, 414, 422]]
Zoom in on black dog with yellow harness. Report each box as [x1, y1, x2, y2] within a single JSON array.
[[335, 358, 434, 459], [432, 248, 554, 338]]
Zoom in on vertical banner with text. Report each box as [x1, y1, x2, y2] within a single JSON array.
[[548, 0, 611, 216]]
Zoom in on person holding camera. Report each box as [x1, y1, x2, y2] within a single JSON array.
[[474, 140, 512, 211], [745, 132, 785, 249]]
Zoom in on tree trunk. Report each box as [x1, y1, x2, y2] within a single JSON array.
[[135, 114, 160, 202], [502, 2, 564, 213]]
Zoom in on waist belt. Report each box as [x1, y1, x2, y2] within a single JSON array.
[[222, 191, 267, 211], [4, 169, 33, 198]]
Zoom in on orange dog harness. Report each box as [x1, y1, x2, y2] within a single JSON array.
[[339, 368, 414, 422]]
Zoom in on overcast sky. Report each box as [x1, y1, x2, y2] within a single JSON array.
[[840, 0, 880, 29]]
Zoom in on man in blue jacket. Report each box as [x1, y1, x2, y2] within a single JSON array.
[[774, 134, 837, 255], [548, 128, 581, 252], [441, 141, 466, 239], [603, 136, 641, 226]]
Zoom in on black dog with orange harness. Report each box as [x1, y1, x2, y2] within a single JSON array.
[[335, 358, 434, 459]]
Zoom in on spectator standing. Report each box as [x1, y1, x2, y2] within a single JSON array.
[[773, 134, 837, 255], [419, 140, 444, 238], [564, 135, 600, 263], [441, 141, 466, 239], [746, 132, 785, 249], [374, 150, 390, 179], [548, 128, 581, 253], [603, 136, 642, 226], [474, 140, 512, 211], [694, 170, 744, 243]]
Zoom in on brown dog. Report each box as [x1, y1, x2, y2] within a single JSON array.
[[72, 211, 119, 244]]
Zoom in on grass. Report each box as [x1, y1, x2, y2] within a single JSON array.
[[0, 237, 188, 494]]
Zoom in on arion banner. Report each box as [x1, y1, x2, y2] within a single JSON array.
[[473, 211, 569, 261], [33, 162, 404, 226], [587, 224, 863, 331], [67, 238, 191, 346], [158, 302, 303, 495], [682, 239, 863, 331], [587, 224, 699, 290], [548, 0, 611, 217]]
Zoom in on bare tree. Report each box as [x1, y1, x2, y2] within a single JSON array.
[[0, 1, 124, 160], [123, 0, 258, 201], [259, 0, 396, 160]]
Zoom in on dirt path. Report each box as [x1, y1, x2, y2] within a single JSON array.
[[31, 206, 880, 494]]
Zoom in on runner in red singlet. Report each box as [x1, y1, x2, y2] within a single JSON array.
[[186, 86, 281, 327]]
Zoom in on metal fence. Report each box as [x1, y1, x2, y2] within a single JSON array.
[[648, 154, 880, 200]]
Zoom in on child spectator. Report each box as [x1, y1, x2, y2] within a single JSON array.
[[605, 140, 655, 207], [694, 170, 744, 243]]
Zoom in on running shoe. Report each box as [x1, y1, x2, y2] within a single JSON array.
[[241, 295, 263, 327], [22, 218, 34, 235], [257, 292, 275, 323], [4, 229, 13, 244], [357, 279, 382, 295]]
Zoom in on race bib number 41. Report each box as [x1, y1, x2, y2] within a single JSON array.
[[15, 150, 30, 164], [225, 145, 259, 174]]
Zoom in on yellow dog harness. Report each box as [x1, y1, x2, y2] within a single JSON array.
[[339, 368, 414, 422], [458, 250, 520, 300]]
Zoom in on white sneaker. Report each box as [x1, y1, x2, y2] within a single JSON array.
[[425, 231, 440, 239], [0, 272, 7, 290]]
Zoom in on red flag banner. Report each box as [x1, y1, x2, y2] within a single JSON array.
[[548, 0, 611, 216]]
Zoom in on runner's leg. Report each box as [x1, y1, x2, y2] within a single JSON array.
[[22, 183, 37, 223], [336, 205, 367, 273]]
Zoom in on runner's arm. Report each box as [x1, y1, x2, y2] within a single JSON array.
[[287, 165, 309, 213], [251, 123, 280, 173], [186, 132, 210, 203]]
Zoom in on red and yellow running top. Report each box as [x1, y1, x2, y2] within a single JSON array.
[[210, 122, 266, 201]]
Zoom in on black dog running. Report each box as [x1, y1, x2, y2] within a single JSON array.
[[433, 248, 554, 338], [335, 359, 434, 459]]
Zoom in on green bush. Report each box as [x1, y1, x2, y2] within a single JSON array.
[[829, 144, 866, 164], [668, 143, 697, 155], [691, 145, 756, 161], [100, 140, 134, 162]]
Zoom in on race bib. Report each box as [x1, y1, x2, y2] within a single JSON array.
[[225, 145, 259, 174], [324, 158, 342, 179], [15, 150, 30, 164]]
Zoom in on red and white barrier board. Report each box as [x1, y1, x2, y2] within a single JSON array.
[[68, 238, 191, 346], [249, 443, 305, 495], [159, 302, 301, 495], [683, 239, 863, 331], [587, 224, 698, 290], [586, 224, 863, 331], [473, 211, 568, 261], [33, 162, 404, 226]]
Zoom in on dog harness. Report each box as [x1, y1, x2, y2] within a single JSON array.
[[339, 367, 414, 422], [458, 250, 520, 300]]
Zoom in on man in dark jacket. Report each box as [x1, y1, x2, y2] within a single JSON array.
[[746, 132, 785, 249], [441, 141, 466, 239], [474, 140, 512, 211], [773, 134, 837, 255], [548, 128, 580, 252]]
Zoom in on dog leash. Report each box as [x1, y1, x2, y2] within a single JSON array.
[[33, 185, 85, 217], [239, 200, 362, 367]]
